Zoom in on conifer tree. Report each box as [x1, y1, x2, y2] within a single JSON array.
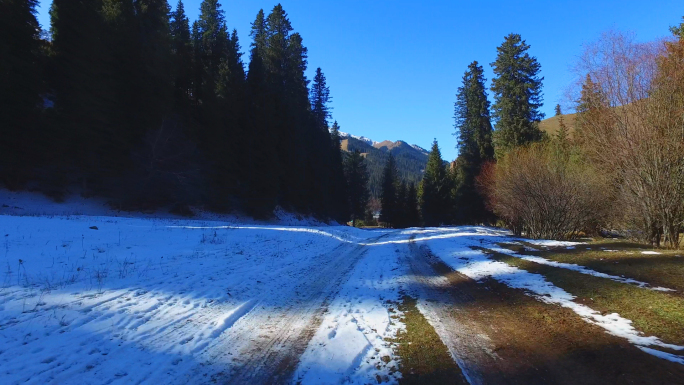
[[0, 0, 43, 185], [555, 104, 569, 144], [245, 35, 278, 216], [453, 61, 494, 224], [344, 150, 370, 227], [490, 34, 545, 158], [379, 153, 399, 227], [170, 0, 193, 108], [262, 5, 308, 211], [51, 0, 118, 184], [420, 140, 451, 227], [193, 0, 246, 207], [305, 67, 333, 216], [329, 121, 349, 222], [406, 183, 420, 227], [396, 181, 407, 228], [311, 68, 332, 128]]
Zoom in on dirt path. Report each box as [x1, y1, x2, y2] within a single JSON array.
[[209, 234, 388, 384], [405, 237, 684, 385]]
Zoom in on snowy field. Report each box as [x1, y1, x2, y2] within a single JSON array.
[[1, 191, 683, 384]]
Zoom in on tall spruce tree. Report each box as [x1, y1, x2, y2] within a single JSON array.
[[308, 67, 334, 217], [554, 104, 569, 143], [453, 61, 494, 224], [329, 121, 349, 222], [193, 0, 246, 207], [379, 153, 399, 227], [420, 140, 451, 227], [170, 0, 193, 109], [0, 0, 43, 185], [344, 150, 370, 227], [261, 5, 309, 211], [244, 29, 278, 216], [406, 183, 420, 227], [490, 34, 545, 158], [396, 181, 408, 228], [51, 0, 120, 186]]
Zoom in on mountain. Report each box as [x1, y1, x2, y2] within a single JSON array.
[[339, 132, 429, 198]]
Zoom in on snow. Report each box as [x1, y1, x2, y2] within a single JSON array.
[[641, 251, 662, 255], [0, 208, 405, 384], [337, 131, 378, 147], [294, 237, 406, 384], [2, 191, 683, 383], [411, 227, 684, 365], [489, 246, 676, 292]]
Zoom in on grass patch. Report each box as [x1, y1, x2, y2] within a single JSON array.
[[391, 295, 468, 385], [503, 241, 684, 293], [483, 247, 684, 345]]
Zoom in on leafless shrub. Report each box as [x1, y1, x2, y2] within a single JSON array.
[[481, 141, 611, 239], [574, 31, 684, 248]]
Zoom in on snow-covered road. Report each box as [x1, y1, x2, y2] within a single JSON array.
[[1, 212, 683, 384]]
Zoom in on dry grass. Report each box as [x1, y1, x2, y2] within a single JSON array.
[[511, 240, 684, 293], [489, 244, 684, 345], [539, 113, 577, 137], [390, 296, 468, 385]]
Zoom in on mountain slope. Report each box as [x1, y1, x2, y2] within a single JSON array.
[[539, 113, 577, 137], [340, 133, 428, 198]]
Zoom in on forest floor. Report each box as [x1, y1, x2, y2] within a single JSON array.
[[1, 193, 683, 384]]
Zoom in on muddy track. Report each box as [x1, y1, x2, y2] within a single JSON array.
[[406, 235, 684, 385], [404, 235, 505, 385], [213, 234, 389, 384]]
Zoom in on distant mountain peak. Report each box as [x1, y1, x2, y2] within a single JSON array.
[[336, 131, 426, 154], [338, 131, 377, 147]]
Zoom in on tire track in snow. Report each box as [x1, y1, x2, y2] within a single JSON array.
[[209, 234, 390, 384]]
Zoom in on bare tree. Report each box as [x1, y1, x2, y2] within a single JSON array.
[[573, 31, 684, 248]]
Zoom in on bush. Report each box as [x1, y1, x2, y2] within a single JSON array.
[[480, 140, 610, 239]]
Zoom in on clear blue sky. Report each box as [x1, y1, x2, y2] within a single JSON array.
[[35, 0, 681, 160]]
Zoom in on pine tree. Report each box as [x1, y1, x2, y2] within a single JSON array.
[[554, 104, 569, 144], [250, 9, 267, 55], [244, 37, 278, 216], [396, 181, 407, 228], [307, 67, 334, 217], [51, 0, 119, 185], [0, 0, 43, 185], [420, 140, 451, 227], [453, 61, 494, 224], [310, 68, 332, 128], [575, 74, 608, 145], [261, 5, 309, 211], [344, 150, 370, 227], [135, 0, 174, 130], [192, 0, 246, 208], [379, 153, 399, 227], [490, 34, 545, 158], [329, 121, 349, 222], [170, 0, 193, 108], [405, 183, 420, 227], [456, 61, 494, 162]]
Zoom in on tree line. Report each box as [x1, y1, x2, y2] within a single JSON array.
[[0, 0, 371, 222], [379, 19, 684, 249], [483, 21, 684, 247], [377, 33, 545, 229]]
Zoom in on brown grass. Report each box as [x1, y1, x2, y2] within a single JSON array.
[[490, 244, 684, 345], [391, 295, 468, 385], [539, 113, 577, 137]]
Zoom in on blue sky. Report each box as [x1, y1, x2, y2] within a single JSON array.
[[35, 0, 681, 160]]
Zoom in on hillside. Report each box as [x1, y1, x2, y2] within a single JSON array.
[[539, 113, 577, 137], [340, 133, 429, 197]]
